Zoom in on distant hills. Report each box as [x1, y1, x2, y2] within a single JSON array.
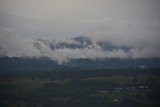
[[0, 36, 132, 61], [33, 36, 131, 52], [0, 36, 160, 71], [0, 57, 160, 73]]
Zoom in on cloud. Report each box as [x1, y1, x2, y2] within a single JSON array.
[[0, 1, 160, 64], [0, 23, 159, 64], [42, 47, 129, 64], [86, 18, 160, 58], [0, 25, 131, 64], [0, 26, 41, 57], [130, 46, 160, 59]]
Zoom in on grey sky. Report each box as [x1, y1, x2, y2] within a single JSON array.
[[0, 0, 160, 20], [0, 0, 160, 61], [0, 0, 160, 38], [0, 0, 160, 37]]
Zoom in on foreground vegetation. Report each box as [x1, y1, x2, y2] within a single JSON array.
[[0, 68, 160, 107]]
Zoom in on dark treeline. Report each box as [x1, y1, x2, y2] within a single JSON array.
[[1, 67, 160, 79]]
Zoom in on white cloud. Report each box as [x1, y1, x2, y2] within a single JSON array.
[[0, 0, 160, 63], [0, 26, 41, 57]]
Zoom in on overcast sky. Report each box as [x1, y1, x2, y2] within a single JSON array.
[[0, 0, 160, 38], [1, 0, 160, 20], [0, 0, 160, 61]]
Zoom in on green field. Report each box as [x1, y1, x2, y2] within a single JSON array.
[[0, 68, 160, 107]]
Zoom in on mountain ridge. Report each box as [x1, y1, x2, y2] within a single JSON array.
[[0, 36, 159, 64]]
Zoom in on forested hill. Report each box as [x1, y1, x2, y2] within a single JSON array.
[[0, 57, 160, 73]]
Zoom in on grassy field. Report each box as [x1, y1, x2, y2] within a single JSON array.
[[81, 74, 160, 85], [0, 69, 160, 107]]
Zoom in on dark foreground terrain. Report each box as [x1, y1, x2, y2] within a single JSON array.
[[0, 68, 160, 107]]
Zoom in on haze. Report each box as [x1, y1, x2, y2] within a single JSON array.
[[0, 0, 160, 62]]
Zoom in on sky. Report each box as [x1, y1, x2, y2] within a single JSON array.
[[0, 0, 160, 62]]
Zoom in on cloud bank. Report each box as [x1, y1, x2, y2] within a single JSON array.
[[0, 23, 159, 64], [0, 0, 160, 63]]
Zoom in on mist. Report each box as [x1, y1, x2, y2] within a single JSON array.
[[0, 0, 160, 63]]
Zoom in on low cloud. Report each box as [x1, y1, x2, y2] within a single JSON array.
[[0, 9, 160, 64], [0, 26, 131, 64], [0, 26, 41, 57]]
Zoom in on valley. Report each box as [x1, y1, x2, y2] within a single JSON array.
[[0, 68, 160, 107]]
